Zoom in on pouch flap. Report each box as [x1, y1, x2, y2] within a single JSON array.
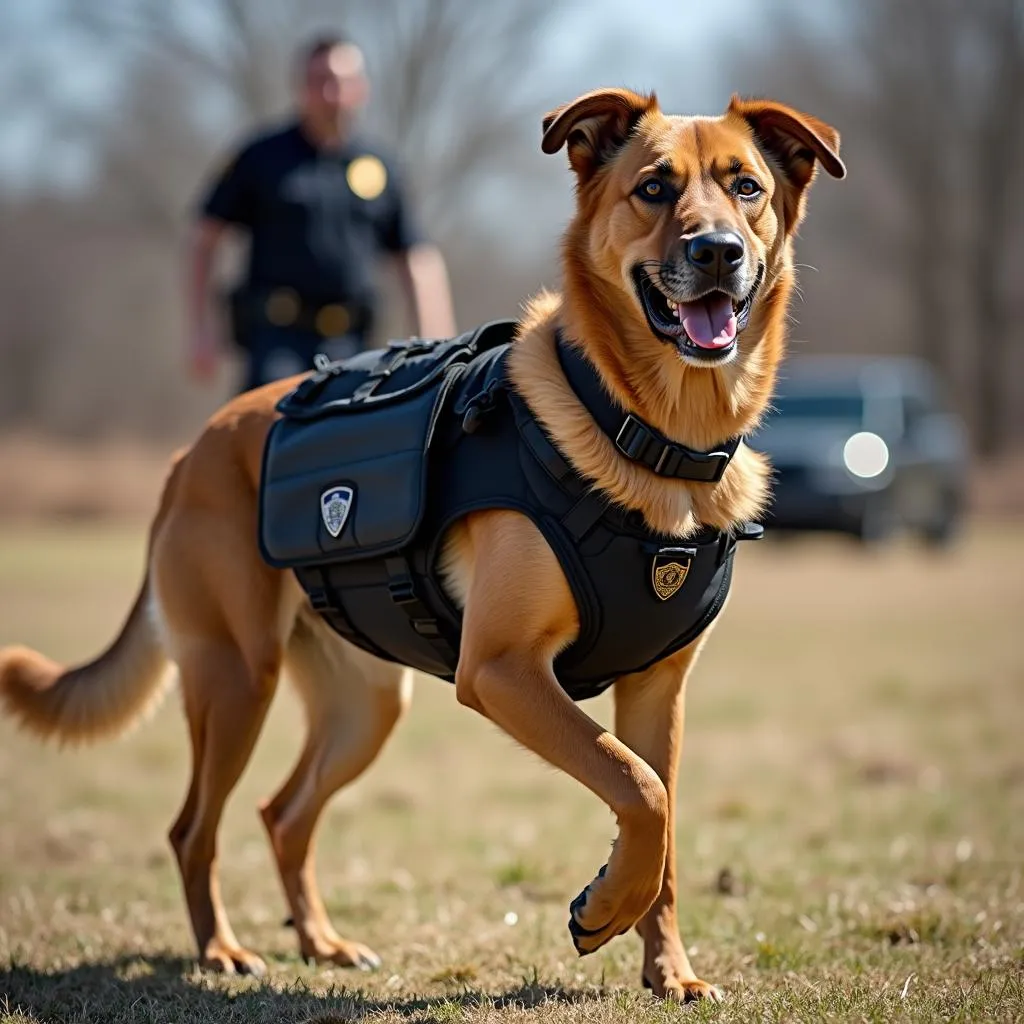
[[259, 365, 459, 569], [258, 319, 519, 570]]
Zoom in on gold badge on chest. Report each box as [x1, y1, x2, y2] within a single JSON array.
[[651, 549, 694, 601], [346, 155, 387, 200]]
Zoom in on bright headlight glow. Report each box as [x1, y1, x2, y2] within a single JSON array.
[[843, 432, 889, 479]]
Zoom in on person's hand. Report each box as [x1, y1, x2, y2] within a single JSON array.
[[188, 328, 220, 384]]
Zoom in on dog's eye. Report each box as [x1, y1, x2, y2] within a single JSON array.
[[736, 177, 763, 199], [636, 178, 671, 202]]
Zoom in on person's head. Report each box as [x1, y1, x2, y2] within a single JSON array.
[[294, 33, 369, 132]]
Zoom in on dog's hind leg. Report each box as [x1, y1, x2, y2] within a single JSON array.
[[260, 613, 412, 969], [153, 488, 299, 977], [168, 639, 280, 976]]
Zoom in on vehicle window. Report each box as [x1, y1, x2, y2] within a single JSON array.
[[902, 393, 931, 431], [769, 394, 865, 420]]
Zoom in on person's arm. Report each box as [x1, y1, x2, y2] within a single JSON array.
[[376, 155, 456, 339], [394, 242, 456, 339], [186, 140, 257, 382], [186, 217, 229, 382]]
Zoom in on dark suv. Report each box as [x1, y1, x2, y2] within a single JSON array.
[[749, 356, 968, 545]]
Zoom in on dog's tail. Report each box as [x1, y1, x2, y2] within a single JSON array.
[[0, 578, 171, 745]]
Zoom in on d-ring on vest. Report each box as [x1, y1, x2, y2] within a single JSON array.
[[257, 320, 763, 702]]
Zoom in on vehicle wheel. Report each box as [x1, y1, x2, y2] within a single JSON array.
[[857, 496, 897, 546], [920, 488, 963, 550]]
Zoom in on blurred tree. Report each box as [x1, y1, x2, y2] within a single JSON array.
[[968, 0, 1024, 455], [67, 0, 560, 239], [852, 0, 1023, 455], [3, 0, 1020, 455], [743, 0, 1024, 455]]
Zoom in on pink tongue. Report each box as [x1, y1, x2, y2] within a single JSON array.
[[679, 294, 737, 349]]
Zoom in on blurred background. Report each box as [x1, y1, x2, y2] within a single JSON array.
[[1, 6, 1023, 1018], [0, 0, 1021, 527]]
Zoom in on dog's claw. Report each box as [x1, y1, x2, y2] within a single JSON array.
[[241, 956, 267, 978], [357, 949, 382, 971], [568, 918, 598, 955], [568, 908, 604, 938], [308, 938, 382, 971], [201, 943, 267, 977], [567, 862, 612, 955]]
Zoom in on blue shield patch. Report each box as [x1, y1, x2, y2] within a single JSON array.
[[320, 485, 354, 538]]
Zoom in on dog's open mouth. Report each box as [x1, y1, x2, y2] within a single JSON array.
[[632, 266, 761, 363]]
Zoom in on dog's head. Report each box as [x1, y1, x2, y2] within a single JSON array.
[[542, 89, 844, 373]]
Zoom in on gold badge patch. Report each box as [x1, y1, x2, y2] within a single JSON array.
[[651, 551, 693, 601], [346, 155, 387, 200]]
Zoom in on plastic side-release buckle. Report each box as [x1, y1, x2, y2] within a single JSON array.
[[737, 521, 765, 541]]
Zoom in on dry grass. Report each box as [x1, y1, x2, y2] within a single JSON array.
[[1, 520, 1023, 1023]]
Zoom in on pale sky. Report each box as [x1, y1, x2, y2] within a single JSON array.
[[0, 0, 819, 192]]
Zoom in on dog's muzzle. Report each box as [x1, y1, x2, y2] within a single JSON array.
[[632, 263, 763, 365]]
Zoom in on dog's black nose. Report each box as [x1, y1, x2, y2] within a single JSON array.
[[686, 232, 745, 279]]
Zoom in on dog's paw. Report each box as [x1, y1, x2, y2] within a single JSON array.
[[568, 863, 639, 956], [305, 938, 382, 971], [200, 939, 267, 977], [643, 973, 723, 1003]]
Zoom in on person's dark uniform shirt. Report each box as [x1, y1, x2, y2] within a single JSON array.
[[199, 121, 422, 389]]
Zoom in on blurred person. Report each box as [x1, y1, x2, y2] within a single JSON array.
[[186, 32, 456, 390]]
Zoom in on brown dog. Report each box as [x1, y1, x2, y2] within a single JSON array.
[[0, 89, 842, 1000]]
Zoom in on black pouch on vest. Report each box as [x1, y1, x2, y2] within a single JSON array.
[[257, 321, 515, 570]]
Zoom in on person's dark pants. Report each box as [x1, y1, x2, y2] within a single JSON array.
[[238, 326, 369, 393]]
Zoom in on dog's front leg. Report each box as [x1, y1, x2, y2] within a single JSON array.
[[613, 635, 722, 1002], [453, 511, 668, 957]]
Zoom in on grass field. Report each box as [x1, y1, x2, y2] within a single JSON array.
[[1, 520, 1022, 1023]]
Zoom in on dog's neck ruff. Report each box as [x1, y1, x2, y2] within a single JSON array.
[[555, 333, 742, 484]]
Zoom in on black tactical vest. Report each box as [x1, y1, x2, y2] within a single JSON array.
[[258, 320, 761, 702]]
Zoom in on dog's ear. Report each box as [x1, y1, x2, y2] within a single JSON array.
[[728, 95, 844, 230], [542, 88, 658, 181]]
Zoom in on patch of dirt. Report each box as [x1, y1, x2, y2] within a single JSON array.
[[0, 431, 177, 522]]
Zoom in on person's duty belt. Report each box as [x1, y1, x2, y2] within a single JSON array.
[[232, 287, 372, 337]]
